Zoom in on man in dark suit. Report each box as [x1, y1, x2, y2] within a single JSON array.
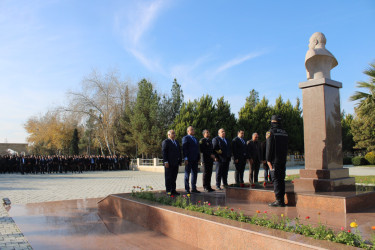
[[200, 129, 215, 192], [212, 128, 231, 190], [232, 130, 248, 184], [182, 126, 201, 193], [247, 132, 262, 184], [162, 130, 182, 196]]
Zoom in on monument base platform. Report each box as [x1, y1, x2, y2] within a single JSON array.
[[293, 177, 356, 192], [98, 193, 356, 249], [293, 168, 356, 192], [226, 184, 375, 213]]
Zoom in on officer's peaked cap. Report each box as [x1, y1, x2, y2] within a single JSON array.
[[271, 115, 282, 122]]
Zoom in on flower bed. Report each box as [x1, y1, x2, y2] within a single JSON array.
[[131, 186, 375, 249]]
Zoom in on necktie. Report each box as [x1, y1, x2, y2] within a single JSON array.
[[172, 140, 177, 146], [191, 136, 197, 144], [223, 138, 227, 144], [240, 138, 245, 144]]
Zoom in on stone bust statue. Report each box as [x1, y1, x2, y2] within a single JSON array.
[[305, 32, 338, 80]]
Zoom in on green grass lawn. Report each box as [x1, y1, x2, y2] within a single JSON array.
[[352, 176, 375, 184], [285, 174, 375, 184], [354, 165, 375, 167]]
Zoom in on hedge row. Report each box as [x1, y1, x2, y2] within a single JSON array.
[[342, 152, 375, 166]]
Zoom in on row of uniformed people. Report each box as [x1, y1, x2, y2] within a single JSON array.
[[0, 155, 131, 174]]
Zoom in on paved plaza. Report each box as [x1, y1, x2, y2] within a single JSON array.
[[0, 166, 374, 249]]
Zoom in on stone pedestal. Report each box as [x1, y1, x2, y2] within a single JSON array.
[[294, 78, 355, 192]]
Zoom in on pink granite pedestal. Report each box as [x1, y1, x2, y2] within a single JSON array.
[[293, 78, 355, 192]]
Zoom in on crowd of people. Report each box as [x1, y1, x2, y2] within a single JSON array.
[[0, 155, 131, 174], [162, 114, 288, 207]]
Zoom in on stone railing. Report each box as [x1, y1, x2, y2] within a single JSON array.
[[134, 155, 305, 172]]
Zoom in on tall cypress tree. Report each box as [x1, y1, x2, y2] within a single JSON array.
[[214, 97, 237, 140], [69, 128, 79, 155], [130, 79, 161, 158]]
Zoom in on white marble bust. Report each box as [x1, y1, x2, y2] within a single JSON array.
[[305, 32, 338, 80]]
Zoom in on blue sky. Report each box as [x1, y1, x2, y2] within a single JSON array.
[[1, 0, 374, 143]]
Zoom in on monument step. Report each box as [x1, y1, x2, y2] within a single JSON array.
[[294, 176, 355, 192]]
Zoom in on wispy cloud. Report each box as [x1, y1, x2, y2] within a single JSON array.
[[114, 0, 170, 73], [127, 0, 166, 44], [214, 50, 267, 75], [167, 54, 212, 96]]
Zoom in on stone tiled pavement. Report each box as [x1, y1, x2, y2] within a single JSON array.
[[0, 169, 267, 249], [0, 166, 372, 249]]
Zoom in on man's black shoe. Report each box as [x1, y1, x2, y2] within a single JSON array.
[[204, 188, 215, 192], [268, 201, 286, 207], [186, 190, 191, 194], [171, 191, 180, 196], [216, 187, 222, 190], [191, 189, 201, 193]]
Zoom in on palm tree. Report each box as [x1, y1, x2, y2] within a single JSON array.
[[350, 62, 375, 115]]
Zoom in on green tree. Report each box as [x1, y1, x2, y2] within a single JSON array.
[[173, 101, 196, 142], [79, 110, 98, 155], [341, 112, 355, 154], [246, 89, 260, 110], [350, 62, 375, 116], [272, 96, 304, 153], [130, 79, 161, 157], [194, 95, 217, 137], [238, 95, 272, 141], [159, 79, 184, 131], [251, 97, 273, 141], [69, 128, 80, 155], [173, 95, 231, 141], [117, 86, 136, 156], [214, 97, 237, 139], [351, 114, 375, 152], [350, 62, 375, 152]]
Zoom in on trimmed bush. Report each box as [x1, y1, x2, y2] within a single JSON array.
[[343, 157, 352, 165], [365, 152, 375, 165], [352, 156, 369, 166]]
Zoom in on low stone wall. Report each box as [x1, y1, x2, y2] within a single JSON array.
[[98, 194, 354, 249], [0, 143, 28, 156], [135, 157, 304, 173], [226, 186, 375, 213]]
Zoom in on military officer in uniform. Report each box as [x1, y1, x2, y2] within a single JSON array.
[[266, 115, 288, 207], [200, 129, 215, 192]]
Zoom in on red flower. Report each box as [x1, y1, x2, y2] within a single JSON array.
[[263, 182, 267, 187], [291, 181, 294, 183], [251, 184, 256, 187], [256, 210, 260, 213], [240, 183, 245, 187], [231, 208, 234, 211], [171, 195, 174, 198], [347, 230, 351, 233], [198, 201, 201, 203], [264, 211, 267, 213], [305, 216, 310, 219], [371, 226, 375, 230], [208, 203, 211, 206], [341, 227, 345, 230]]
